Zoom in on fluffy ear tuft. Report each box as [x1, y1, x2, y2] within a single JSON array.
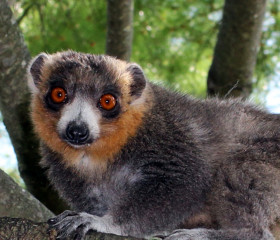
[[127, 63, 146, 100], [27, 53, 48, 92]]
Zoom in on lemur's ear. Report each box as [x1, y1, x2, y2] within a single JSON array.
[[27, 53, 48, 92], [127, 63, 146, 100]]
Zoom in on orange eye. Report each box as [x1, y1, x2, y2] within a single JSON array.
[[99, 94, 116, 110], [50, 87, 67, 103]]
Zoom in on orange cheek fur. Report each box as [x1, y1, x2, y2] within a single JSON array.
[[86, 104, 146, 162], [31, 95, 149, 170]]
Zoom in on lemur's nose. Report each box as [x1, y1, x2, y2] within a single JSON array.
[[65, 122, 89, 145]]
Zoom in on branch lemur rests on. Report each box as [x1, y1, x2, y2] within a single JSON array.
[[27, 51, 280, 240]]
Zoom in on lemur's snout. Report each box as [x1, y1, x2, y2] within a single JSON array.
[[64, 122, 91, 145]]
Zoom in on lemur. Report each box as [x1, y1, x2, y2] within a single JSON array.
[[27, 51, 280, 240]]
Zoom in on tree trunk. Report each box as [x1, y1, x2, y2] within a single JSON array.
[[0, 0, 67, 214], [207, 0, 267, 98], [106, 0, 134, 61]]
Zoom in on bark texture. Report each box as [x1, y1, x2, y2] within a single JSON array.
[[0, 169, 54, 222], [0, 218, 54, 240], [207, 0, 267, 98], [0, 0, 67, 214], [0, 218, 279, 240], [106, 0, 134, 61], [0, 217, 142, 240]]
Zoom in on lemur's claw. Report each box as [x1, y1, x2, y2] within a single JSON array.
[[48, 210, 91, 240]]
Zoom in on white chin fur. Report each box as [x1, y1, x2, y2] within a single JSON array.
[[67, 142, 92, 149]]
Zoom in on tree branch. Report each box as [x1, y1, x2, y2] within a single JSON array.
[[0, 169, 53, 221], [16, 4, 33, 24], [0, 217, 144, 240]]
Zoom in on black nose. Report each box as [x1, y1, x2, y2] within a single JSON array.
[[65, 122, 89, 145]]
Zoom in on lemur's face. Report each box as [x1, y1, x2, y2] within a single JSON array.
[[28, 51, 148, 166]]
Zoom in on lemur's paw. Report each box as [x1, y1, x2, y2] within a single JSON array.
[[164, 229, 210, 240], [47, 210, 95, 240]]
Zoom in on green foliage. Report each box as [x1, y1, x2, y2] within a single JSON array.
[[12, 0, 280, 98], [16, 0, 107, 54], [133, 0, 224, 97]]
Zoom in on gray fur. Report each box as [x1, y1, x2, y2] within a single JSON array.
[[29, 51, 280, 240]]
